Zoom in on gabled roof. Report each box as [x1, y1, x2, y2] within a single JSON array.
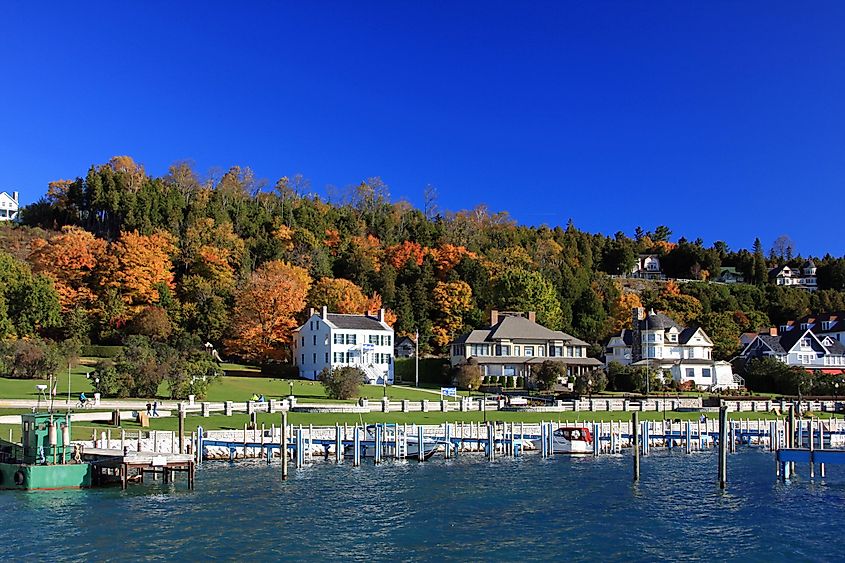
[[395, 336, 415, 347], [452, 315, 588, 347], [745, 328, 845, 357], [325, 313, 390, 331]]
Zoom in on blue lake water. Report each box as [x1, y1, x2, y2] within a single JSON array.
[[2, 449, 844, 561]]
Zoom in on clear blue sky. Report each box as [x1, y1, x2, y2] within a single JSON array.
[[1, 2, 843, 256]]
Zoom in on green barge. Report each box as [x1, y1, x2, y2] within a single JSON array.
[[0, 412, 92, 490]]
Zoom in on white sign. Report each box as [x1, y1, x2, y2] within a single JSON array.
[[363, 343, 375, 352], [151, 455, 168, 467], [441, 387, 457, 397]]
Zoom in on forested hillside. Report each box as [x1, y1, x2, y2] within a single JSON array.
[[3, 156, 845, 368]]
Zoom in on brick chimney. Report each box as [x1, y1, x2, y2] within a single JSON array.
[[490, 310, 499, 325], [12, 191, 18, 203], [321, 306, 328, 319], [769, 327, 777, 336], [308, 307, 315, 317], [527, 311, 536, 323]]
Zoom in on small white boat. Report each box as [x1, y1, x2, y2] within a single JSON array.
[[345, 425, 439, 460], [531, 426, 593, 455]]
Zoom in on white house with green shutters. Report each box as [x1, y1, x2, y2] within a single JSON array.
[[0, 191, 19, 221], [293, 306, 394, 384]]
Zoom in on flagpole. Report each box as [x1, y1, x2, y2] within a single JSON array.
[[414, 329, 419, 388]]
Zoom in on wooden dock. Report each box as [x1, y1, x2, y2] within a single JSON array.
[[82, 448, 195, 490]]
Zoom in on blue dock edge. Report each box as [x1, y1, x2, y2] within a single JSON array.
[[776, 449, 845, 465]]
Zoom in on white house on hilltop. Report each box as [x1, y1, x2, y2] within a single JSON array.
[[769, 262, 817, 291], [605, 307, 739, 390], [0, 191, 19, 221], [293, 306, 395, 384], [631, 254, 665, 280]]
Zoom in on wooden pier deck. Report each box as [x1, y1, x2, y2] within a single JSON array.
[[82, 448, 195, 489]]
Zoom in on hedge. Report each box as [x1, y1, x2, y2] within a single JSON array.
[[81, 345, 124, 358]]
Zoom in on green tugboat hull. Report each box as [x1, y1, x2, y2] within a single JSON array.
[[0, 462, 92, 490]]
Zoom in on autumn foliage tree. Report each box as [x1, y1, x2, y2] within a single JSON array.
[[28, 226, 107, 311], [432, 281, 473, 348], [97, 230, 176, 308], [308, 278, 368, 314], [225, 261, 311, 363]]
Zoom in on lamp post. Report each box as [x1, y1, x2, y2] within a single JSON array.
[[289, 381, 294, 398]]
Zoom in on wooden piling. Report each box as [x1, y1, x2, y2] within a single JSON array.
[[632, 412, 640, 482], [718, 405, 728, 489]]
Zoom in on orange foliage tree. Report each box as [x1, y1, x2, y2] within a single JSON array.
[[431, 281, 473, 348], [28, 226, 107, 311], [430, 243, 476, 278], [308, 278, 368, 314], [385, 241, 425, 269], [225, 261, 312, 362], [364, 292, 397, 326], [97, 230, 176, 308], [181, 218, 244, 293]]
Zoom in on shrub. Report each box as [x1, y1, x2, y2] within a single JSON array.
[[516, 376, 524, 389], [1, 338, 66, 379], [533, 361, 565, 391], [80, 345, 124, 358], [319, 366, 366, 400], [453, 359, 482, 391]]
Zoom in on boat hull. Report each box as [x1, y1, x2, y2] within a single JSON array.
[[530, 438, 592, 455], [0, 462, 92, 491]]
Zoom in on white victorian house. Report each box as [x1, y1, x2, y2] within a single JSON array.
[[605, 307, 739, 390], [450, 311, 602, 380], [769, 261, 817, 291], [739, 327, 845, 371], [293, 306, 394, 384], [0, 191, 19, 221]]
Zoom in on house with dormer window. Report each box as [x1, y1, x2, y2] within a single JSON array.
[[769, 261, 817, 291], [739, 327, 845, 370], [605, 308, 739, 389], [450, 311, 602, 380]]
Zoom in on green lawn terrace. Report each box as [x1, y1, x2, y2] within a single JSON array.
[[0, 358, 459, 403]]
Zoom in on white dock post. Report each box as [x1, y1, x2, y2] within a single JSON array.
[[281, 412, 288, 479], [374, 424, 382, 464], [336, 424, 342, 463], [353, 426, 361, 466], [417, 425, 425, 461], [444, 423, 451, 459], [820, 421, 826, 477]]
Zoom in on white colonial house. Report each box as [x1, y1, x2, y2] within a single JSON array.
[[0, 191, 19, 221], [740, 327, 845, 371], [769, 261, 817, 291], [450, 311, 603, 380], [293, 307, 394, 384], [605, 308, 739, 390]]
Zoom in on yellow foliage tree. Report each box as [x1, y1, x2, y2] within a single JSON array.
[[432, 281, 473, 348], [98, 230, 176, 308], [225, 261, 312, 362], [610, 290, 643, 333], [308, 278, 368, 314]]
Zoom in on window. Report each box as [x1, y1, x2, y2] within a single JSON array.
[[702, 368, 711, 379], [370, 335, 379, 345], [800, 338, 812, 349], [514, 346, 521, 356], [550, 346, 563, 357], [313, 335, 317, 345], [325, 353, 329, 363], [310, 321, 314, 330], [301, 354, 305, 365], [524, 346, 534, 357], [334, 334, 344, 344], [537, 346, 545, 357], [313, 353, 316, 363], [301, 336, 305, 346], [333, 352, 344, 363], [347, 334, 357, 345], [685, 368, 694, 379], [382, 335, 392, 346], [496, 345, 511, 356]]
